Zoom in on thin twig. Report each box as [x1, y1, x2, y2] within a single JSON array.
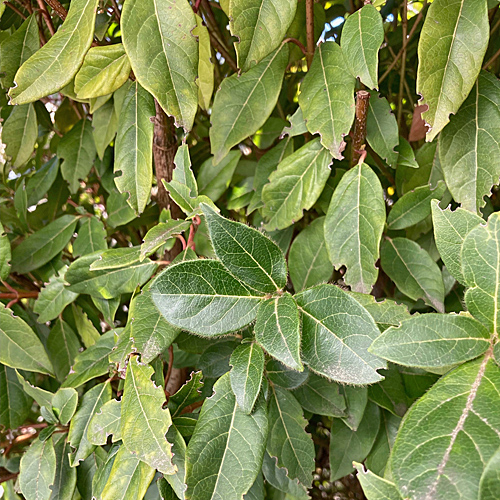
[[193, 0, 202, 13], [4, 2, 27, 19], [0, 292, 39, 300], [397, 1, 408, 127], [111, 0, 120, 20], [208, 31, 238, 72], [164, 345, 174, 396], [483, 46, 500, 69], [305, 0, 315, 68], [283, 37, 307, 57], [43, 0, 67, 20], [36, 0, 55, 35]]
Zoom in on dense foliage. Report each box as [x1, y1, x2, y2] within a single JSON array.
[[1, 0, 500, 499]]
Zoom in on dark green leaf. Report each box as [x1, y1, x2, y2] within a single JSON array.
[[73, 216, 107, 257], [0, 364, 32, 429]]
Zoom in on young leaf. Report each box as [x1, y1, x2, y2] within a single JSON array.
[[262, 452, 309, 500], [114, 82, 155, 215], [416, 0, 489, 141], [87, 398, 122, 445], [210, 45, 288, 164], [51, 435, 77, 500], [230, 342, 265, 414], [295, 284, 385, 384], [325, 163, 385, 294], [151, 259, 264, 336], [202, 203, 287, 292], [380, 238, 445, 312], [298, 41, 356, 159], [121, 0, 198, 131], [353, 462, 403, 500], [9, 0, 99, 104], [340, 4, 384, 90], [185, 373, 268, 500], [73, 216, 107, 257], [121, 357, 175, 474], [390, 356, 500, 500], [229, 0, 297, 71], [255, 293, 303, 371], [0, 303, 54, 376], [288, 217, 332, 292], [370, 314, 491, 368], [261, 138, 332, 231], [439, 72, 500, 213], [0, 365, 32, 429], [267, 385, 315, 485], [194, 15, 214, 110], [74, 44, 131, 99]]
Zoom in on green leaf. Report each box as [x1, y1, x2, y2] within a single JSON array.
[[164, 424, 188, 498], [92, 444, 120, 499], [114, 82, 155, 215], [164, 180, 217, 217], [71, 304, 100, 347], [397, 136, 419, 169], [462, 212, 500, 332], [121, 0, 198, 131], [244, 473, 265, 500], [325, 163, 385, 294], [121, 357, 175, 474], [265, 359, 309, 389], [57, 119, 97, 194], [291, 372, 346, 417], [261, 138, 332, 231], [370, 314, 491, 368], [92, 98, 118, 160], [198, 151, 242, 201], [340, 4, 384, 90], [202, 203, 287, 292], [68, 381, 111, 466], [16, 371, 54, 411], [479, 447, 500, 500], [390, 357, 500, 500], [9, 0, 99, 104], [295, 284, 385, 384], [353, 463, 403, 500], [53, 387, 78, 425], [267, 385, 315, 485], [129, 290, 180, 364], [230, 342, 265, 414], [431, 201, 482, 285], [172, 144, 198, 196], [185, 373, 268, 500], [2, 103, 37, 168], [439, 71, 500, 213], [416, 0, 489, 141], [288, 217, 332, 292], [0, 364, 32, 429], [62, 330, 114, 388], [368, 365, 411, 417], [0, 15, 39, 89], [19, 436, 56, 500], [194, 14, 214, 110], [106, 190, 137, 227], [34, 268, 79, 323], [387, 181, 446, 230], [167, 371, 204, 418], [199, 339, 238, 378], [210, 45, 288, 164], [74, 44, 131, 99], [100, 444, 156, 500], [26, 157, 59, 207], [151, 259, 263, 336], [90, 247, 141, 271], [329, 402, 380, 481], [0, 223, 11, 281], [298, 41, 355, 159], [73, 216, 107, 257], [140, 220, 191, 261], [87, 398, 122, 445], [51, 435, 77, 500], [366, 92, 399, 166], [229, 0, 297, 71], [255, 293, 303, 371], [65, 251, 157, 299], [0, 303, 54, 376], [381, 238, 445, 312]]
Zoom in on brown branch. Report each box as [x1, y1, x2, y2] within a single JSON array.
[[483, 46, 500, 70], [36, 0, 55, 35], [111, 0, 120, 20], [397, 1, 408, 127], [305, 0, 315, 68], [351, 90, 370, 167], [164, 345, 174, 396], [208, 31, 238, 72], [43, 0, 67, 20], [283, 37, 307, 57], [4, 2, 27, 19], [0, 472, 18, 485], [0, 291, 39, 299]]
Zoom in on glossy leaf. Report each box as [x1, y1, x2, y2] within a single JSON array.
[[2, 103, 37, 168], [298, 41, 355, 159], [325, 163, 385, 294]]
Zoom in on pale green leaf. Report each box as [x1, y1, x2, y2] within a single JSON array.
[[58, 119, 97, 193], [210, 45, 288, 164], [479, 447, 500, 500], [90, 247, 141, 271], [417, 0, 489, 141], [172, 144, 198, 196], [74, 44, 131, 99], [92, 98, 118, 160], [194, 15, 214, 110], [0, 303, 54, 376], [353, 463, 403, 500], [87, 398, 122, 445], [229, 0, 297, 71], [397, 136, 419, 169], [151, 259, 264, 336], [341, 4, 384, 89], [185, 373, 268, 500], [50, 435, 77, 500], [324, 163, 385, 294], [390, 357, 500, 500], [92, 444, 120, 499], [9, 0, 99, 104], [295, 284, 385, 384], [0, 223, 11, 281], [121, 0, 198, 131], [26, 157, 59, 206], [16, 371, 54, 411], [71, 304, 100, 347], [298, 41, 355, 159], [439, 71, 500, 213], [261, 138, 332, 231], [140, 220, 191, 261], [198, 151, 241, 201], [230, 342, 265, 414], [0, 364, 32, 429], [114, 81, 155, 215], [381, 238, 445, 312], [267, 385, 315, 485], [164, 179, 218, 217], [370, 314, 491, 368], [255, 293, 303, 371], [106, 189, 137, 227], [281, 107, 307, 138], [121, 357, 175, 474], [2, 103, 37, 168], [73, 216, 107, 257]]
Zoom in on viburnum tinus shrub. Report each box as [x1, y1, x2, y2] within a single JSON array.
[[1, 0, 500, 499]]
